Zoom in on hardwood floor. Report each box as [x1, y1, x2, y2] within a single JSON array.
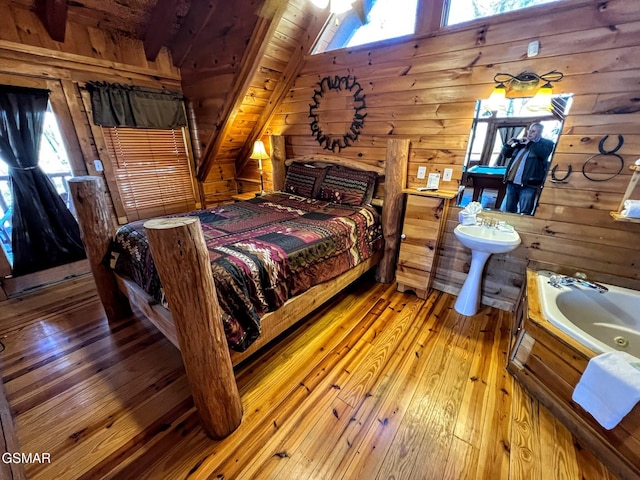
[[0, 273, 618, 479]]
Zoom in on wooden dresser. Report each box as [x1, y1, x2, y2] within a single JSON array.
[[395, 190, 456, 299]]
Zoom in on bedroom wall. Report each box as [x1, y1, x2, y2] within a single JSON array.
[[265, 0, 640, 310], [194, 0, 327, 204], [0, 1, 181, 297], [0, 1, 182, 197]]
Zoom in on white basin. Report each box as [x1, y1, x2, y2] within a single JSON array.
[[454, 224, 521, 254], [453, 224, 521, 316]]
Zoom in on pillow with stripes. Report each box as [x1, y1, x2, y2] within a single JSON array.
[[317, 165, 377, 206]]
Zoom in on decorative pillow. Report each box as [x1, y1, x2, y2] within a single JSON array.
[[317, 166, 378, 206], [283, 162, 327, 198]]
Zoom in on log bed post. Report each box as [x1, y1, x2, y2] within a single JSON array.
[[376, 138, 409, 283], [270, 134, 286, 191], [144, 217, 243, 439], [68, 176, 132, 322]]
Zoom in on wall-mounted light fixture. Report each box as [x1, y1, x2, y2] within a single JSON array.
[[250, 140, 270, 196], [487, 70, 564, 112]]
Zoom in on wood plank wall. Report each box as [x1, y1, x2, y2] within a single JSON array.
[[0, 1, 182, 296], [192, 0, 323, 203], [266, 0, 640, 310], [0, 1, 181, 196]]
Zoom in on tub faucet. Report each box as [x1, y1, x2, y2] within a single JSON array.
[[548, 274, 608, 293]]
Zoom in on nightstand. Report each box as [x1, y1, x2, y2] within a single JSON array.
[[395, 191, 452, 299], [231, 191, 261, 201]]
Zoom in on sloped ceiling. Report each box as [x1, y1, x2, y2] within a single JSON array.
[[18, 0, 268, 67], [193, 0, 331, 182], [19, 0, 331, 182]]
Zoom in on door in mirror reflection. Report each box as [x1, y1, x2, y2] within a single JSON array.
[[458, 94, 573, 215]]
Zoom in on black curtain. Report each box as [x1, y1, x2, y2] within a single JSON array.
[[86, 82, 187, 128], [0, 85, 86, 276]]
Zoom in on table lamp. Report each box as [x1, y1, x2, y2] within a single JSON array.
[[249, 139, 270, 196]]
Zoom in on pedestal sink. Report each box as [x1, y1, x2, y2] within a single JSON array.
[[454, 223, 521, 315]]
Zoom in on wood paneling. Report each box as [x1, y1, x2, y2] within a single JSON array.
[[3, 0, 640, 307], [193, 0, 330, 201], [0, 1, 179, 79], [0, 5, 182, 296], [396, 194, 449, 299], [0, 273, 617, 479], [266, 0, 640, 310]]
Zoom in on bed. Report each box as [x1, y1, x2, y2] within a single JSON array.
[[68, 135, 409, 439]]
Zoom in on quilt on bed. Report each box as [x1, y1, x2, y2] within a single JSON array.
[[109, 192, 383, 351]]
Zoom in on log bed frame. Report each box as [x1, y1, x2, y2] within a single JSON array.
[[68, 135, 410, 439]]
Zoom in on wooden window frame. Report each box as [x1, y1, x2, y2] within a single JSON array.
[[81, 87, 200, 225], [100, 125, 200, 222]]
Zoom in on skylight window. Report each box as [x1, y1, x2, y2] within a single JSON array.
[[445, 0, 560, 26], [313, 0, 418, 54], [347, 0, 418, 48]]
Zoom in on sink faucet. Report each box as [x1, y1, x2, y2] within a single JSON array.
[[548, 273, 608, 293], [477, 217, 497, 227]]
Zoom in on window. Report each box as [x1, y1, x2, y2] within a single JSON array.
[[101, 127, 197, 222], [313, 0, 419, 54], [445, 0, 560, 26], [0, 108, 73, 264]]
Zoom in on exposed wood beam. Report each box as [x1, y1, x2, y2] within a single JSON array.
[[169, 0, 223, 68], [416, 0, 446, 35], [143, 0, 181, 62], [35, 0, 68, 42], [197, 3, 288, 181], [0, 39, 181, 83], [236, 11, 331, 173]]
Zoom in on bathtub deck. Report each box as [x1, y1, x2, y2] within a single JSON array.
[[510, 270, 638, 480], [0, 273, 619, 480]]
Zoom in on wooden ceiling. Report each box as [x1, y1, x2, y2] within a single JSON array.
[[9, 0, 332, 185], [18, 0, 277, 66]]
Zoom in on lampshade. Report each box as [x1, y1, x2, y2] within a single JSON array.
[[486, 82, 507, 111], [527, 81, 554, 112], [250, 140, 270, 160], [310, 0, 329, 7]]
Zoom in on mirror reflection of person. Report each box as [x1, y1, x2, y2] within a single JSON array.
[[502, 122, 554, 215]]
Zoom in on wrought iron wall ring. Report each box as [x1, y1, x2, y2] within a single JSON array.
[[582, 153, 624, 181], [308, 75, 367, 153], [582, 134, 626, 181]]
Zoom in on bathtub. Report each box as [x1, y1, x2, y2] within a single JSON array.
[[536, 270, 640, 358]]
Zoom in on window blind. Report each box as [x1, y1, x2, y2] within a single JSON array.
[[101, 127, 197, 221]]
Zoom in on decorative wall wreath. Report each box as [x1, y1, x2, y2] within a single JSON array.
[[308, 75, 367, 153]]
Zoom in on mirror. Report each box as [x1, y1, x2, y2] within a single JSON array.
[[458, 94, 573, 215]]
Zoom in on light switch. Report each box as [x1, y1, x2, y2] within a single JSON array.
[[93, 159, 104, 172], [527, 40, 539, 57], [417, 166, 427, 179], [443, 168, 453, 182]]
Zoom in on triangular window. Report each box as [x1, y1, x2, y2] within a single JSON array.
[[445, 0, 560, 26], [313, 0, 419, 54]]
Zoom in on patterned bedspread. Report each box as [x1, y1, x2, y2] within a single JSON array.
[[109, 192, 383, 351]]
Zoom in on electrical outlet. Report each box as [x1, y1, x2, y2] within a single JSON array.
[[417, 166, 427, 179], [443, 168, 453, 182]]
